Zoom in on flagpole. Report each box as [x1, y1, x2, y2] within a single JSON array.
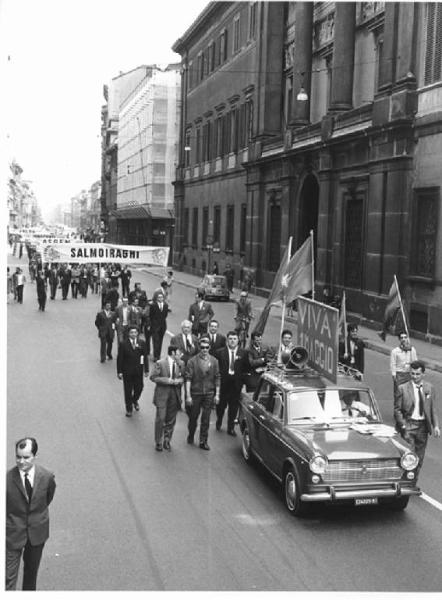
[[342, 290, 348, 355], [394, 274, 409, 338], [310, 229, 315, 300], [278, 237, 292, 362]]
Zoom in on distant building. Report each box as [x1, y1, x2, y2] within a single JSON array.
[[173, 2, 442, 342], [8, 160, 41, 230]]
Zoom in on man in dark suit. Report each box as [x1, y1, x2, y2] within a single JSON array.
[[394, 360, 440, 471], [149, 290, 169, 361], [6, 437, 56, 590], [215, 331, 247, 435], [244, 332, 273, 392], [188, 291, 214, 337], [170, 319, 199, 365], [117, 326, 149, 416], [207, 319, 226, 355], [59, 264, 71, 300], [338, 323, 365, 375], [95, 301, 117, 363], [48, 264, 59, 300], [150, 345, 184, 451]]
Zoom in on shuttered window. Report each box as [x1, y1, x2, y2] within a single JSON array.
[[412, 188, 439, 279], [425, 3, 442, 85]]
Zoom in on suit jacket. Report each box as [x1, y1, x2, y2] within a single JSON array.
[[95, 309, 116, 338], [394, 380, 439, 434], [215, 346, 247, 393], [117, 337, 149, 376], [338, 337, 365, 373], [115, 305, 133, 329], [170, 332, 199, 364], [208, 333, 226, 355], [185, 353, 220, 396], [150, 357, 184, 407], [6, 465, 56, 550], [188, 301, 214, 331], [149, 301, 168, 334]]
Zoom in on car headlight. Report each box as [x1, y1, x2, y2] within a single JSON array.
[[309, 455, 328, 474], [400, 452, 419, 471]]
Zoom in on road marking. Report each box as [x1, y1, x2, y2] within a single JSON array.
[[421, 492, 442, 511]]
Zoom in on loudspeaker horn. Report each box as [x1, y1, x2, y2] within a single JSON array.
[[286, 346, 309, 370]]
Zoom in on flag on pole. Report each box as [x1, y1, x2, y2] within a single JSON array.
[[339, 290, 348, 355], [252, 239, 292, 335], [379, 278, 401, 341], [281, 235, 313, 305]]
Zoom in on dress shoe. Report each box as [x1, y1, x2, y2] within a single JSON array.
[[187, 435, 194, 444], [227, 429, 237, 437], [199, 442, 210, 451], [155, 443, 163, 452], [163, 440, 171, 451], [125, 411, 132, 417], [134, 402, 140, 411], [107, 355, 113, 360], [216, 418, 222, 431], [100, 359, 105, 363]]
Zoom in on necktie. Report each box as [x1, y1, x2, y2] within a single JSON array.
[[172, 362, 176, 379], [212, 335, 215, 344], [132, 340, 136, 350], [229, 351, 235, 373], [348, 407, 353, 417], [24, 473, 32, 502], [186, 337, 192, 352], [418, 385, 425, 417]]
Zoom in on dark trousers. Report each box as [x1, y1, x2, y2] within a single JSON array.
[[61, 282, 69, 299], [151, 330, 165, 361], [216, 378, 241, 431], [37, 291, 47, 311], [71, 281, 79, 298], [16, 284, 24, 303], [50, 281, 58, 299], [188, 394, 213, 443], [99, 333, 114, 361], [123, 371, 144, 412], [122, 281, 130, 297], [154, 394, 180, 443], [6, 541, 45, 590], [405, 420, 429, 470]]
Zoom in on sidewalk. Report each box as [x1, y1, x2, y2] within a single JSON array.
[[143, 266, 442, 374]]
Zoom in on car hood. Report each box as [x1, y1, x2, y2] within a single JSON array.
[[286, 423, 408, 460]]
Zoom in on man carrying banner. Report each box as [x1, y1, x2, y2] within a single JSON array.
[[391, 331, 418, 397]]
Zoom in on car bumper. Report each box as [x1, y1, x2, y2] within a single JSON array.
[[301, 482, 421, 502]]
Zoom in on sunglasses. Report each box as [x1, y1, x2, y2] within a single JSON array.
[[200, 345, 210, 349]]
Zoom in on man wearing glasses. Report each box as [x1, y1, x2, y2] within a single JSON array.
[[185, 337, 220, 450]]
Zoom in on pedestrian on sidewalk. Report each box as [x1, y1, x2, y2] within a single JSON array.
[[6, 437, 56, 591], [15, 268, 26, 304], [150, 345, 184, 451], [223, 263, 234, 293], [35, 270, 47, 312], [117, 326, 149, 417], [185, 337, 220, 450], [394, 360, 440, 471], [391, 331, 418, 398], [95, 301, 117, 363]]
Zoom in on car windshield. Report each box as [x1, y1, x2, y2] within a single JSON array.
[[286, 389, 378, 424], [212, 276, 226, 286]]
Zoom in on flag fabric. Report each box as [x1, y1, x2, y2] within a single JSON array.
[[281, 236, 313, 305], [339, 290, 348, 351], [379, 278, 401, 341], [252, 240, 291, 335]]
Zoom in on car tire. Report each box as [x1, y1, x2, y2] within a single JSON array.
[[283, 467, 308, 517], [387, 496, 410, 511], [241, 424, 254, 464]]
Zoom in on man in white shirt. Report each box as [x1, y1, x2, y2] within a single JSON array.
[[390, 331, 417, 396], [15, 268, 26, 304], [170, 320, 199, 365]]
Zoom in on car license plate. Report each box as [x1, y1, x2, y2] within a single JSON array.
[[355, 498, 378, 506]]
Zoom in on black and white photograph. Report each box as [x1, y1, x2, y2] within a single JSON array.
[[3, 0, 442, 596]]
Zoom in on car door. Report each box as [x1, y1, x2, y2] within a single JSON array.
[[260, 389, 286, 476], [246, 379, 274, 462]]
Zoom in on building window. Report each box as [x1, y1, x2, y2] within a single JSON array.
[[214, 205, 221, 243], [284, 76, 293, 126], [219, 28, 228, 64], [223, 112, 231, 155], [230, 107, 239, 153], [202, 207, 209, 247], [268, 200, 281, 271], [326, 55, 333, 110], [344, 195, 364, 289], [240, 203, 247, 252], [183, 208, 189, 245], [412, 188, 439, 279], [197, 52, 204, 82], [192, 207, 199, 247], [424, 3, 442, 85], [233, 15, 241, 53], [195, 127, 201, 164], [208, 41, 216, 73], [202, 121, 212, 162], [374, 34, 384, 92], [184, 129, 191, 167], [248, 2, 257, 40], [226, 205, 234, 251]]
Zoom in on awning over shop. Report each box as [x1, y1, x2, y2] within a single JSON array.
[[109, 205, 174, 220]]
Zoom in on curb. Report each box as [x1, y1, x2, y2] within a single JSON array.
[[142, 269, 442, 374]]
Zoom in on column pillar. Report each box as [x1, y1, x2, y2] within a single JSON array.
[[329, 3, 356, 112], [290, 2, 313, 127]]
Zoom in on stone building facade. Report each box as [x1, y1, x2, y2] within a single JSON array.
[[173, 1, 442, 341]]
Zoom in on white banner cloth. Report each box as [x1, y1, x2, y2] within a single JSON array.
[[40, 243, 170, 266]]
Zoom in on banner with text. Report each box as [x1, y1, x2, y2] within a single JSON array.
[[40, 243, 170, 266], [297, 297, 339, 383]]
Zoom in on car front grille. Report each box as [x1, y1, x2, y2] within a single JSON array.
[[323, 459, 402, 482]]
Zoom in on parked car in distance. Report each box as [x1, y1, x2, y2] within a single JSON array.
[[239, 358, 421, 516], [198, 274, 230, 301]]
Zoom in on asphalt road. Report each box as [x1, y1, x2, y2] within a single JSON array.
[[7, 268, 442, 591]]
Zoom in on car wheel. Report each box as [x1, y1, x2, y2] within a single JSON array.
[[284, 467, 308, 516], [241, 424, 254, 463], [387, 496, 410, 511]]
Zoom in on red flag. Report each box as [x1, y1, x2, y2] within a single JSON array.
[[281, 236, 313, 305], [252, 240, 291, 335], [379, 278, 401, 341]]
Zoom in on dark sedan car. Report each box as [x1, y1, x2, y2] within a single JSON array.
[[198, 274, 230, 301], [239, 364, 420, 516]]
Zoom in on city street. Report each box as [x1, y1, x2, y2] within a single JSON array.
[[7, 263, 442, 591]]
